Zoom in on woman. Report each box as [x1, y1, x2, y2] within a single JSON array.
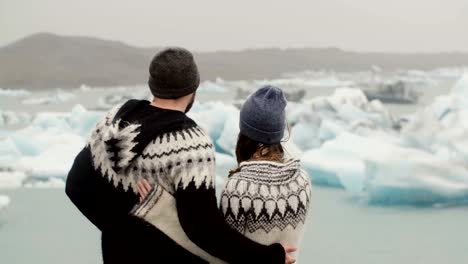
[[219, 85, 312, 262], [138, 85, 311, 262]]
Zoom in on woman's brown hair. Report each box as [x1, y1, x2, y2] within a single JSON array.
[[229, 133, 285, 176]]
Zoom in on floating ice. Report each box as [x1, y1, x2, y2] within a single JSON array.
[[300, 74, 468, 205], [282, 135, 303, 160], [15, 134, 85, 178], [303, 133, 468, 205], [0, 138, 22, 165], [67, 105, 103, 137], [97, 94, 135, 110], [215, 152, 237, 198], [198, 80, 227, 93], [189, 102, 239, 152], [1, 75, 468, 206], [401, 72, 468, 164], [450, 72, 468, 97], [96, 86, 151, 110], [215, 152, 237, 178], [0, 88, 30, 97], [0, 105, 101, 187], [24, 177, 66, 188], [0, 171, 27, 189], [429, 67, 467, 79], [0, 111, 32, 127], [79, 84, 92, 92], [0, 195, 10, 211], [255, 76, 353, 88], [292, 88, 395, 151], [303, 77, 354, 87], [21, 90, 75, 105], [216, 112, 239, 156]]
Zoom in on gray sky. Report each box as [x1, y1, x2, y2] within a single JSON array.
[[1, 0, 467, 52]]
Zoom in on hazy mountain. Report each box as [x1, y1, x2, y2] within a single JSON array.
[[1, 33, 468, 89]]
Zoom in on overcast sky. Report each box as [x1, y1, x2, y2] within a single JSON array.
[[1, 0, 467, 52]]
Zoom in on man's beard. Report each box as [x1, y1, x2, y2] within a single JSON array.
[[185, 93, 196, 113]]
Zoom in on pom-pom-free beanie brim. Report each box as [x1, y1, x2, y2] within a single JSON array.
[[240, 119, 285, 144], [148, 75, 199, 99]]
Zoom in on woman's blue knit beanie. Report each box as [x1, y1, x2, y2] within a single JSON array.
[[240, 85, 287, 144]]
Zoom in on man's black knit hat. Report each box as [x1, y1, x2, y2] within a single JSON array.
[[148, 47, 200, 99]]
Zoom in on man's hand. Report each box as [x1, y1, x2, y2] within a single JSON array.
[[282, 244, 297, 264], [137, 179, 153, 202]]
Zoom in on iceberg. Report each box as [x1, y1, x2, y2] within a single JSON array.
[[0, 195, 9, 211], [0, 88, 30, 97], [401, 72, 468, 163], [215, 152, 237, 198], [302, 146, 362, 189], [0, 111, 32, 127], [301, 73, 468, 205], [215, 152, 237, 178], [97, 94, 135, 110], [198, 80, 227, 93], [216, 112, 239, 156], [24, 177, 65, 188], [1, 73, 468, 206], [67, 105, 104, 137], [189, 102, 239, 152], [282, 135, 303, 160], [79, 84, 92, 92], [21, 90, 75, 105], [254, 76, 353, 88], [0, 138, 22, 165], [291, 88, 395, 151], [0, 171, 28, 189], [430, 67, 467, 79], [0, 105, 101, 187], [302, 133, 468, 205], [15, 134, 85, 178], [96, 86, 151, 110]]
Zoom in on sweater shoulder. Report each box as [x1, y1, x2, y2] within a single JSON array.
[[142, 124, 213, 155], [221, 159, 311, 206], [137, 124, 216, 192]]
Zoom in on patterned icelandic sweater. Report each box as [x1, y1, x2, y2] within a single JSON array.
[[220, 159, 312, 261], [66, 99, 285, 264]]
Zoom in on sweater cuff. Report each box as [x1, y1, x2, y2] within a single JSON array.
[[267, 243, 285, 264]]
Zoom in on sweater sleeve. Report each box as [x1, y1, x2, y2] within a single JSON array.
[[172, 136, 285, 264], [65, 147, 139, 232], [176, 184, 285, 264]]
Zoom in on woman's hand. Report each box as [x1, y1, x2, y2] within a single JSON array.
[[282, 244, 297, 264], [137, 179, 153, 202]]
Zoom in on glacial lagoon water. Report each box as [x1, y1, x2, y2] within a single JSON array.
[[1, 70, 468, 263], [1, 188, 467, 264]]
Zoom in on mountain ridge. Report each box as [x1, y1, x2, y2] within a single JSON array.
[[1, 33, 468, 89]]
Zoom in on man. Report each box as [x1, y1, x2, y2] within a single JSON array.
[[66, 48, 295, 263]]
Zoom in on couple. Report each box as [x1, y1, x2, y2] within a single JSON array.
[[66, 47, 311, 264]]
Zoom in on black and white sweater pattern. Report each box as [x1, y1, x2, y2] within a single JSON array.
[[88, 103, 216, 193], [67, 99, 286, 264], [220, 159, 312, 258]]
